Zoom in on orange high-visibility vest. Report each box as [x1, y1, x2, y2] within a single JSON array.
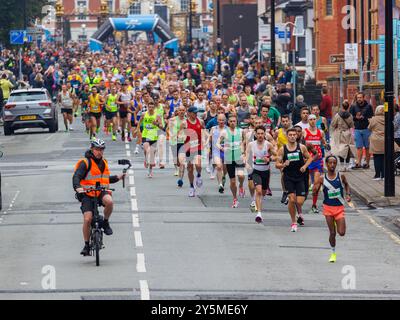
[[74, 158, 110, 197]]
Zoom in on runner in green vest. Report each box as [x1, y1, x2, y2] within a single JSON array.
[[216, 115, 246, 208], [105, 87, 119, 141], [138, 100, 162, 178]]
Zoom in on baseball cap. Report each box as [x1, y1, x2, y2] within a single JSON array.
[[308, 114, 317, 120], [187, 106, 198, 113]]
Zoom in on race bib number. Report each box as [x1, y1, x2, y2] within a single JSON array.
[[189, 139, 199, 148], [145, 124, 154, 130], [328, 188, 341, 199], [91, 105, 100, 112], [287, 152, 300, 162]]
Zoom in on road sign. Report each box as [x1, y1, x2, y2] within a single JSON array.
[[10, 30, 25, 45], [365, 39, 385, 45], [260, 41, 271, 51], [345, 43, 358, 70], [330, 54, 345, 64]]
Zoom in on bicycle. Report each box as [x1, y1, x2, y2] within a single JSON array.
[[84, 182, 115, 267]]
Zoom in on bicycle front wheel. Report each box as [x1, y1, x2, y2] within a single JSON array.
[[95, 230, 101, 266]]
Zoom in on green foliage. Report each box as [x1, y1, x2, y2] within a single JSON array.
[[0, 0, 47, 46]]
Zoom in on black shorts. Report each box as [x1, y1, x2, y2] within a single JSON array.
[[105, 110, 118, 120], [61, 108, 73, 114], [226, 161, 245, 179], [284, 176, 306, 197], [252, 169, 270, 190], [89, 112, 102, 119], [143, 138, 157, 146], [80, 193, 108, 214], [119, 110, 128, 118]]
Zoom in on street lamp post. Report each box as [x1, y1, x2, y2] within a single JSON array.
[[216, 0, 221, 74], [270, 0, 276, 79], [284, 21, 299, 108], [81, 24, 86, 42], [384, 0, 395, 197], [188, 1, 193, 47]]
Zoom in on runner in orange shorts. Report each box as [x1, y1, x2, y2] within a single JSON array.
[[313, 156, 351, 263]]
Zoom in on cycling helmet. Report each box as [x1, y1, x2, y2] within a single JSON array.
[[91, 138, 106, 149]]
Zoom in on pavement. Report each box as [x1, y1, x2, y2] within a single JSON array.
[[345, 166, 400, 207], [1, 117, 400, 300]]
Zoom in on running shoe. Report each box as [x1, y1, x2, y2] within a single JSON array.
[[159, 164, 165, 169], [218, 184, 224, 194], [239, 187, 245, 198], [195, 176, 203, 188], [177, 179, 183, 188], [266, 187, 272, 196], [250, 201, 257, 213], [232, 198, 239, 208], [147, 172, 153, 178], [189, 187, 195, 197], [174, 169, 179, 176], [329, 253, 337, 263], [297, 214, 305, 226], [309, 206, 319, 214], [134, 146, 140, 154], [127, 136, 132, 142], [69, 127, 74, 131], [290, 223, 298, 232], [112, 134, 117, 141], [255, 212, 263, 223], [281, 191, 288, 204]]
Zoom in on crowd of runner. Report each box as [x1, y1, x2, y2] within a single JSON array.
[[1, 40, 352, 263]]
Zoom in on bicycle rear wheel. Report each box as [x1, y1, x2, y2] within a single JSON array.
[[95, 230, 101, 266]]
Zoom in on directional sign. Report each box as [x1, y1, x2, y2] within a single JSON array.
[[10, 30, 25, 45], [330, 54, 345, 64], [365, 39, 385, 45]]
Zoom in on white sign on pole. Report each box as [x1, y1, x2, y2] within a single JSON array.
[[345, 43, 358, 70]]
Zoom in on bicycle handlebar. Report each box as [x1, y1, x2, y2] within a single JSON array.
[[82, 187, 115, 193]]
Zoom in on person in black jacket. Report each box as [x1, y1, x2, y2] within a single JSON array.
[[273, 84, 291, 116], [349, 92, 374, 169], [291, 95, 308, 125]]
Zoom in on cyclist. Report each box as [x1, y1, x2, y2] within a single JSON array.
[[73, 139, 126, 256]]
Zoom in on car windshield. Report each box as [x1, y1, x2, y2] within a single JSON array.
[[8, 92, 47, 102]]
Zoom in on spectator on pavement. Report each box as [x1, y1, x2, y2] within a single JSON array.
[[291, 94, 308, 125], [368, 105, 385, 180], [320, 87, 333, 124], [394, 104, 400, 147], [350, 92, 373, 169], [330, 100, 355, 171]]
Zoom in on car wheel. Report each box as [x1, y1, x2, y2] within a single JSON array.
[[3, 123, 13, 136], [48, 118, 58, 133]]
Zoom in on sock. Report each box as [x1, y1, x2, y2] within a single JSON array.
[[128, 132, 131, 138], [104, 219, 108, 223], [313, 194, 318, 207], [331, 246, 336, 253], [197, 173, 201, 178], [252, 194, 255, 201], [85, 241, 89, 246], [190, 183, 194, 188]]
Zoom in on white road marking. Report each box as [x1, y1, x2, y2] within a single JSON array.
[[126, 150, 131, 157], [125, 144, 130, 150], [128, 169, 134, 175], [129, 175, 135, 185], [134, 231, 143, 247], [130, 187, 136, 197], [131, 199, 138, 211], [45, 134, 54, 141], [136, 253, 146, 273], [132, 214, 140, 228], [139, 280, 150, 300], [349, 201, 400, 245]]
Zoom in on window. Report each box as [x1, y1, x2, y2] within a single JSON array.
[[78, 34, 88, 42], [76, 0, 88, 20], [129, 2, 141, 15], [181, 0, 190, 11], [107, 0, 114, 13], [326, 0, 333, 16]]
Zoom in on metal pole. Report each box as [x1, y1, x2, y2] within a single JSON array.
[[188, 0, 193, 46], [293, 48, 296, 106], [270, 0, 276, 79], [367, 0, 372, 81], [359, 58, 363, 91], [216, 0, 221, 74], [239, 35, 242, 59], [384, 0, 395, 197], [360, 0, 365, 72], [340, 63, 344, 106], [285, 25, 288, 65], [395, 38, 399, 103]]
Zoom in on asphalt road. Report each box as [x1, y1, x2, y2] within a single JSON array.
[[1, 117, 400, 300]]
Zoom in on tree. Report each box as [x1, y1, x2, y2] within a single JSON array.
[[0, 0, 48, 46]]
